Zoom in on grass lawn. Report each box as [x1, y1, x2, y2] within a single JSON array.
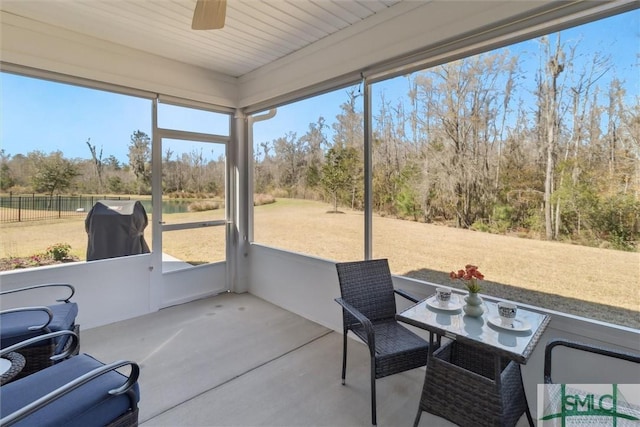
[[1, 199, 639, 329]]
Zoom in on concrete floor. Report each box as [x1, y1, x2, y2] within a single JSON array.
[[81, 293, 529, 426]]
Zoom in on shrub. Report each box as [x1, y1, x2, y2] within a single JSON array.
[[489, 204, 515, 233], [6, 185, 33, 194], [254, 193, 276, 206], [590, 195, 639, 252], [396, 186, 422, 221], [271, 188, 289, 198], [46, 242, 72, 261], [470, 220, 490, 232], [524, 208, 545, 234], [188, 200, 222, 212]]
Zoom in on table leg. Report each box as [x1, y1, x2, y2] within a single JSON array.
[[428, 332, 441, 352]]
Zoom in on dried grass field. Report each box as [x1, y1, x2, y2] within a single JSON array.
[[2, 199, 639, 328]]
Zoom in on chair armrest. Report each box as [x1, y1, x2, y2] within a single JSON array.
[[335, 297, 375, 350], [544, 338, 640, 384], [0, 330, 79, 361], [394, 288, 422, 304], [0, 306, 54, 331], [0, 359, 140, 426], [0, 283, 75, 303]]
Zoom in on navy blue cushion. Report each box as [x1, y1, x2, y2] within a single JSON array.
[[0, 353, 140, 427], [0, 310, 50, 347], [48, 303, 78, 333], [48, 303, 79, 353], [0, 303, 78, 349]]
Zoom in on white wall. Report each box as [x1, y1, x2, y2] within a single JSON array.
[[0, 255, 152, 330], [160, 262, 228, 309], [248, 245, 344, 331], [0, 255, 229, 329], [0, 12, 237, 107]]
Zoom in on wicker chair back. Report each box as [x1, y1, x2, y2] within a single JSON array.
[[336, 259, 397, 325]]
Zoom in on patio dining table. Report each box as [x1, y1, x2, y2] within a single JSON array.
[[397, 293, 550, 427]]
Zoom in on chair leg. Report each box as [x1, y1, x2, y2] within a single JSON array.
[[524, 406, 534, 427], [341, 330, 348, 385], [514, 363, 534, 427], [413, 409, 422, 427], [371, 358, 377, 426]]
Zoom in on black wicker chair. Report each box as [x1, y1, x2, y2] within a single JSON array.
[[542, 339, 640, 426], [335, 259, 429, 426], [544, 338, 640, 384]]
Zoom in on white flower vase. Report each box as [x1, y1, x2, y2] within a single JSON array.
[[463, 292, 484, 317]]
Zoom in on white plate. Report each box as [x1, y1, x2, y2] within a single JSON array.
[[426, 297, 462, 312], [488, 316, 531, 332]]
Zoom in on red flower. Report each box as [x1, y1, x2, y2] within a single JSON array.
[[450, 264, 484, 293]]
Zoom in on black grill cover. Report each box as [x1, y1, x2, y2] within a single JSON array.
[[85, 200, 150, 261]]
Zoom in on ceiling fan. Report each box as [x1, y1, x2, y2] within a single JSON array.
[[192, 0, 227, 30]]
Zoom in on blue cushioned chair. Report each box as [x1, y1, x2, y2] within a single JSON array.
[[1, 284, 80, 378], [0, 332, 140, 427]]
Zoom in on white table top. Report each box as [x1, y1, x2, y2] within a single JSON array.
[[397, 294, 550, 364]]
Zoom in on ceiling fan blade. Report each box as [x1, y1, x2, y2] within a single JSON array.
[[192, 0, 226, 30]]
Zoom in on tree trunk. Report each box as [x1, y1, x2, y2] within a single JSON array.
[[543, 36, 564, 241], [544, 112, 555, 240]]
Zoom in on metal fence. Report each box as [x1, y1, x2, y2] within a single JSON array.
[[0, 195, 131, 223]]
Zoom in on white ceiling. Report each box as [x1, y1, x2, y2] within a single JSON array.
[[0, 0, 401, 78]]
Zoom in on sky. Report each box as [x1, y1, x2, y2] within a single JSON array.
[[1, 9, 638, 164]]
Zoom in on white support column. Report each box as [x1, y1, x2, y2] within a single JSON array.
[[232, 109, 249, 293], [363, 77, 373, 260], [149, 97, 163, 311], [239, 109, 277, 293]]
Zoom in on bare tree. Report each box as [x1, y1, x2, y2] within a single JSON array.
[[128, 130, 151, 194], [539, 35, 565, 240], [85, 138, 104, 193], [415, 52, 516, 227], [332, 89, 364, 209], [300, 117, 329, 196], [188, 149, 205, 193], [273, 132, 308, 196]]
